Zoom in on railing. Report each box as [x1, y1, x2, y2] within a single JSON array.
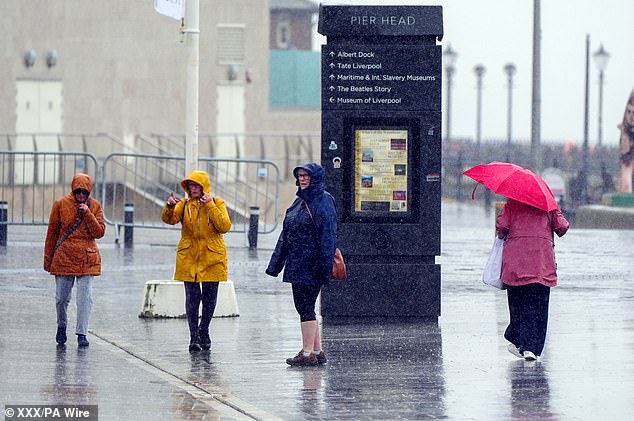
[[442, 138, 620, 206], [1, 136, 623, 237], [0, 151, 99, 224], [101, 153, 280, 237], [1, 131, 319, 182], [0, 152, 280, 240]]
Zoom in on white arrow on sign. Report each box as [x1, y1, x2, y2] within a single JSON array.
[[329, 97, 335, 103]]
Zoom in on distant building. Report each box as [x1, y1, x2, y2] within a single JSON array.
[[270, 0, 320, 110], [0, 0, 320, 159], [270, 0, 318, 50]]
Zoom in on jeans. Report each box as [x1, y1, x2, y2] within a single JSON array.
[[56, 275, 93, 335]]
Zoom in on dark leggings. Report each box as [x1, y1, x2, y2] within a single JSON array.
[[504, 283, 551, 356], [292, 283, 321, 322], [184, 282, 219, 337]]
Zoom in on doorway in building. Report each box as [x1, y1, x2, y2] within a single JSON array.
[[15, 79, 63, 184]]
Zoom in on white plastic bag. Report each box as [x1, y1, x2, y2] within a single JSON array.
[[482, 237, 504, 289]]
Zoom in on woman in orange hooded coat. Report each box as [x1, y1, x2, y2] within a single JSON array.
[[44, 173, 105, 347], [162, 170, 231, 352]]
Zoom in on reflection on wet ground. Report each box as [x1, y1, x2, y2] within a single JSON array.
[[0, 201, 633, 420]]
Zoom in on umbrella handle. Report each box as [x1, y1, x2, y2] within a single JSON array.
[[471, 184, 478, 200]]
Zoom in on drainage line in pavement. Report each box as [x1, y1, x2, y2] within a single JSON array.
[[90, 331, 280, 421]]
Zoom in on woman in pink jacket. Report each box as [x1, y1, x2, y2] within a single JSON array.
[[496, 199, 569, 361]]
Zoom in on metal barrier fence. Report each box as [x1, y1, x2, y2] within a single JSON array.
[[0, 151, 280, 242], [100, 154, 280, 240], [442, 139, 620, 205], [1, 137, 622, 242], [0, 151, 99, 225]]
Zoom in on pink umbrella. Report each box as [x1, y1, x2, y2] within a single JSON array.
[[463, 161, 559, 211]]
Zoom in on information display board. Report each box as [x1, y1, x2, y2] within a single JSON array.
[[354, 129, 409, 213]]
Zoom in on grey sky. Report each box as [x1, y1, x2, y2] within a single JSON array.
[[315, 0, 632, 146]]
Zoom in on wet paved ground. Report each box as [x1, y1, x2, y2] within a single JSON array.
[[1, 200, 633, 420]]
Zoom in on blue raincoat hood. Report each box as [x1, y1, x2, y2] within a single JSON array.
[[293, 163, 325, 202]]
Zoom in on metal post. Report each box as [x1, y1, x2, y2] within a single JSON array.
[[593, 44, 610, 147], [446, 67, 454, 142], [531, 0, 542, 171], [504, 63, 516, 162], [598, 69, 604, 147], [184, 0, 200, 174], [248, 206, 260, 250], [124, 203, 134, 248], [0, 201, 8, 247], [474, 65, 485, 146], [443, 44, 457, 142], [581, 35, 590, 204], [456, 152, 463, 201]]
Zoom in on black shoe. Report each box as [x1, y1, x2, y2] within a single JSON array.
[[77, 334, 89, 347], [56, 326, 67, 345], [189, 342, 202, 353], [199, 329, 211, 350]]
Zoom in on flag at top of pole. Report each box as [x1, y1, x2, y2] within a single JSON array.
[[154, 0, 184, 20]]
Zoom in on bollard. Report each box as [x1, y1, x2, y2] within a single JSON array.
[[0, 201, 7, 247], [124, 203, 134, 248], [248, 206, 260, 250], [484, 189, 492, 213]]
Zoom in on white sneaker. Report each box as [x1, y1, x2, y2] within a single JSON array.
[[507, 344, 523, 358], [523, 351, 537, 361]]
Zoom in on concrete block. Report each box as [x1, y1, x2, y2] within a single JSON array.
[[139, 280, 240, 318], [575, 205, 634, 230]]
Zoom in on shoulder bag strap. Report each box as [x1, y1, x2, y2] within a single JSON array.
[[303, 200, 315, 225], [53, 197, 91, 256]]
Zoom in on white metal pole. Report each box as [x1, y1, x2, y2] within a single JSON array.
[[531, 0, 541, 171], [184, 0, 199, 174]]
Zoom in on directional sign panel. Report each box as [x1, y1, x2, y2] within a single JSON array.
[[321, 45, 441, 111]]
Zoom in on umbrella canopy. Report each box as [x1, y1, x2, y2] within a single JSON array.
[[463, 161, 559, 211]]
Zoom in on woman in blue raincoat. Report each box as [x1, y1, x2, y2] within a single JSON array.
[[266, 163, 337, 366]]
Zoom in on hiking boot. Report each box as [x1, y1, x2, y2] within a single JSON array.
[[507, 344, 523, 359], [56, 326, 67, 345], [77, 334, 89, 347], [286, 350, 318, 366], [314, 350, 327, 365], [199, 329, 211, 351]]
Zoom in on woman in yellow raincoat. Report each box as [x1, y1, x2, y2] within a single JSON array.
[[162, 170, 231, 352]]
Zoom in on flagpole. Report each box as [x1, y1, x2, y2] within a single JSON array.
[[184, 0, 199, 174]]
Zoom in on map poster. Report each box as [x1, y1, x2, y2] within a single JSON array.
[[354, 129, 408, 213]]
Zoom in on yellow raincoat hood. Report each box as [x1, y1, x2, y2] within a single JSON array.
[[181, 170, 211, 196]]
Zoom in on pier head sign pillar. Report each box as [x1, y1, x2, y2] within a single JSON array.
[[318, 5, 443, 320]]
